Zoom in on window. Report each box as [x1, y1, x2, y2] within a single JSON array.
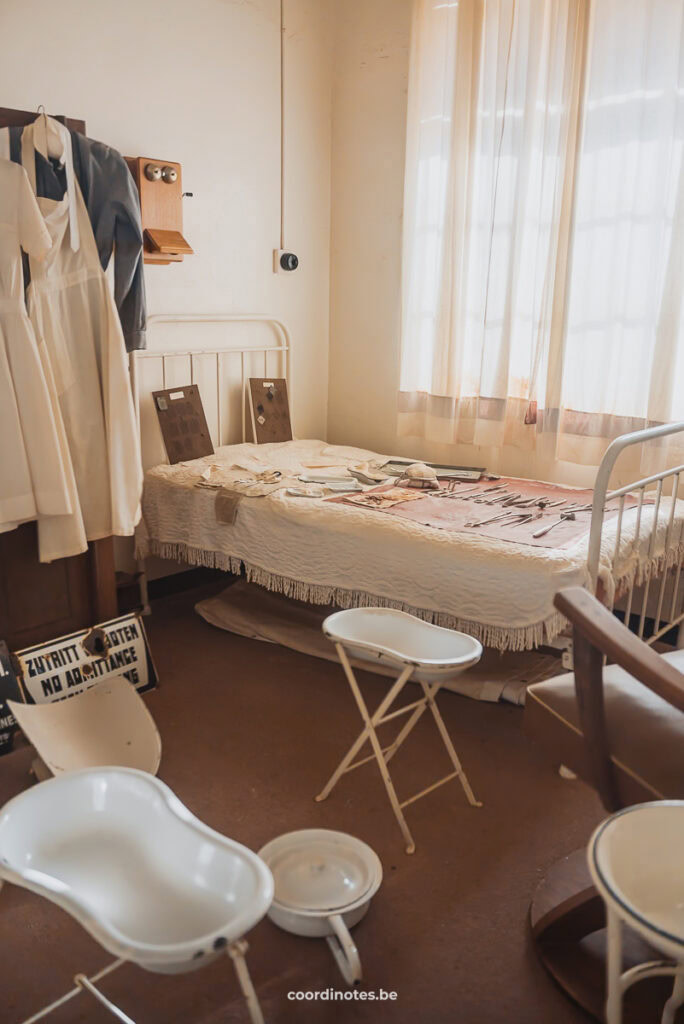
[[399, 0, 684, 468]]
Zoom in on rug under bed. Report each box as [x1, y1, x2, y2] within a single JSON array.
[[195, 581, 562, 706]]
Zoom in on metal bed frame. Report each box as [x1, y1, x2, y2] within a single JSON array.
[[130, 318, 684, 653], [129, 313, 291, 611], [588, 420, 684, 652]]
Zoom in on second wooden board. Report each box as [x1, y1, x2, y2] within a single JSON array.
[[248, 378, 293, 443]]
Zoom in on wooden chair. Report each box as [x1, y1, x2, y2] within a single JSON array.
[[525, 587, 684, 1023]]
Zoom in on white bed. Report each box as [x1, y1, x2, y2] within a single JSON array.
[[135, 438, 684, 653], [132, 316, 684, 655]]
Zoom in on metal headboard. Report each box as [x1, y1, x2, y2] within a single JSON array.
[[129, 314, 292, 612], [129, 313, 292, 447]]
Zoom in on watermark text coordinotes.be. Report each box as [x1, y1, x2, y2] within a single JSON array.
[[288, 988, 398, 1003]]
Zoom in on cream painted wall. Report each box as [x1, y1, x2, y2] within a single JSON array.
[[328, 0, 412, 457], [0, 0, 332, 441]]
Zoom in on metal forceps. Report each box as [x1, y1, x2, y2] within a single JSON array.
[[439, 482, 507, 500], [473, 490, 520, 506], [530, 502, 595, 539], [503, 495, 566, 510], [531, 511, 577, 539], [465, 509, 538, 529]]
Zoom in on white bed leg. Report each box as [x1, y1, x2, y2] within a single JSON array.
[[228, 940, 265, 1024]]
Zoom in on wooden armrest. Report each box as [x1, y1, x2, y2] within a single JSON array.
[[554, 587, 684, 713], [553, 586, 684, 811]]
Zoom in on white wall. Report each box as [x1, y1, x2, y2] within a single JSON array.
[[328, 0, 412, 457], [0, 0, 332, 441]]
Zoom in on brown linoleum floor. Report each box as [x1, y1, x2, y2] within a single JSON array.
[[0, 583, 601, 1023]]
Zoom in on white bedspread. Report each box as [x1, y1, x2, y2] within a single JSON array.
[[136, 440, 684, 651]]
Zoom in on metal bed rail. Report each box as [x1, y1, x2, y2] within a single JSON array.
[[588, 421, 684, 647]]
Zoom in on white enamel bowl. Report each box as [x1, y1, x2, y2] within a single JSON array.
[[258, 829, 382, 985]]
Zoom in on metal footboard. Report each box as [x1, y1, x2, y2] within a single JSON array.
[[587, 421, 684, 647]]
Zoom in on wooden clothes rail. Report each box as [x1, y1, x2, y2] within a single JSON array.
[[0, 106, 85, 134]]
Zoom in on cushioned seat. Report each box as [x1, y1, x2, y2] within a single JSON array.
[[526, 649, 684, 806]]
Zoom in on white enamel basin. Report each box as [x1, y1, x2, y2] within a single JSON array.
[[0, 768, 274, 973], [258, 829, 383, 987], [323, 607, 482, 680], [588, 801, 684, 959]]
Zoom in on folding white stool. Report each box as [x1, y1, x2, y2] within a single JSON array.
[[316, 608, 483, 854]]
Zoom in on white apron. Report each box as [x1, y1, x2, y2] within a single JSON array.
[[0, 158, 73, 532], [21, 120, 142, 562]]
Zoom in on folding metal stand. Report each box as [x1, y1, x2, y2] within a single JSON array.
[[316, 642, 482, 854], [19, 942, 263, 1024]]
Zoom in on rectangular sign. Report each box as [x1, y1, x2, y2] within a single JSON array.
[[0, 641, 23, 755], [14, 613, 157, 707]]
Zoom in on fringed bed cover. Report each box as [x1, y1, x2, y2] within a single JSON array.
[[136, 440, 684, 652]]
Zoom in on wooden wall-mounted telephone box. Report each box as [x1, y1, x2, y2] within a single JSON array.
[[125, 157, 193, 265]]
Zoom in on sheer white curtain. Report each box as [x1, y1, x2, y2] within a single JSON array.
[[399, 0, 684, 472]]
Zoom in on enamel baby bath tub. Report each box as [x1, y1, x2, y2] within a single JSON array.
[[0, 768, 274, 1024], [0, 767, 273, 973], [323, 606, 482, 682]]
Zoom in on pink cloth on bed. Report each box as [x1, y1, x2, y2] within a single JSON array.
[[329, 477, 638, 549]]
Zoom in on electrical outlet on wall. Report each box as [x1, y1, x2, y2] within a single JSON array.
[[273, 249, 299, 274]]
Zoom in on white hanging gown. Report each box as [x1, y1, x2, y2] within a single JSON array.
[[20, 120, 143, 562], [0, 158, 73, 532]]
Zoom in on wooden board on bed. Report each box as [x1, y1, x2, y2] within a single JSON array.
[[248, 378, 293, 443], [152, 385, 214, 464]]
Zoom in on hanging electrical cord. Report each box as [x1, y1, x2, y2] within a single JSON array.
[[280, 0, 285, 251], [274, 0, 296, 272], [274, 0, 298, 273]]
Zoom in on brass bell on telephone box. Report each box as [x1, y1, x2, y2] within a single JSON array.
[[126, 157, 194, 265]]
